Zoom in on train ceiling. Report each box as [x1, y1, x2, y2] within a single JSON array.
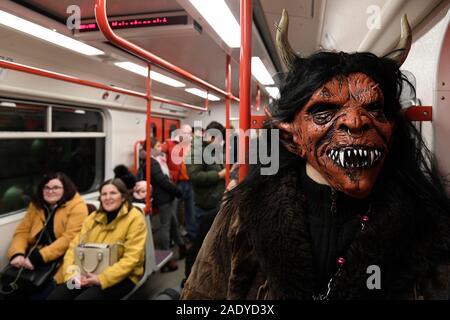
[[0, 0, 447, 108]]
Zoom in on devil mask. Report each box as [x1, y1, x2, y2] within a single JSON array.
[[280, 73, 395, 198], [274, 9, 411, 198]]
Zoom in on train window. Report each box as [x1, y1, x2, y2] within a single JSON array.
[[0, 99, 105, 217], [52, 107, 103, 132], [0, 102, 46, 131], [151, 123, 156, 137], [169, 124, 177, 139], [0, 138, 105, 216]]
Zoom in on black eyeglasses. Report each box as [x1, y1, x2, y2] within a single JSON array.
[[43, 186, 63, 192]]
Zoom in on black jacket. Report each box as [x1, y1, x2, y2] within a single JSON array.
[[145, 158, 182, 207]]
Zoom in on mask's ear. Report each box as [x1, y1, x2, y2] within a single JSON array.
[[275, 121, 306, 158]]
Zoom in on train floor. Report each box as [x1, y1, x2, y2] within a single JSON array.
[[129, 247, 186, 300]]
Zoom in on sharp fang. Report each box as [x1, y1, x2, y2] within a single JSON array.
[[359, 149, 363, 157], [353, 149, 357, 156], [347, 150, 351, 157], [339, 151, 345, 168], [370, 151, 375, 164], [364, 150, 368, 157]]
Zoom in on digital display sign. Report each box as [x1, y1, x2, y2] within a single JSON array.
[[79, 15, 188, 32]]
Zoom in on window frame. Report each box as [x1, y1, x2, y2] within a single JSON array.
[[0, 98, 106, 217]]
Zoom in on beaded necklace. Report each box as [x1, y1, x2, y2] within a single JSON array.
[[312, 190, 371, 300]]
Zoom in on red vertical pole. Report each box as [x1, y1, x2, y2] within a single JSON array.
[[256, 84, 261, 111], [145, 64, 152, 215], [225, 55, 231, 185], [239, 0, 252, 182], [204, 93, 209, 111], [133, 140, 143, 175]]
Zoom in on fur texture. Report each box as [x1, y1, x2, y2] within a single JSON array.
[[233, 160, 450, 299]]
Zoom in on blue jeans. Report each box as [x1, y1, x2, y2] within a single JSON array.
[[177, 181, 197, 239]]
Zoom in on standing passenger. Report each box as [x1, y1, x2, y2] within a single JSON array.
[[146, 137, 184, 271], [184, 121, 226, 281]]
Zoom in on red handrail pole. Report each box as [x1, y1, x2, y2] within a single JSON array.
[[225, 55, 231, 185], [404, 106, 433, 121], [204, 94, 209, 111], [145, 64, 152, 215], [0, 60, 209, 111], [256, 84, 261, 111], [133, 140, 144, 175], [238, 0, 252, 182], [0, 60, 146, 99], [94, 0, 239, 103], [153, 96, 206, 111]]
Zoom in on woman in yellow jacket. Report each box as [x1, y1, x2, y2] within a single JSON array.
[[47, 178, 147, 300], [3, 172, 88, 300]]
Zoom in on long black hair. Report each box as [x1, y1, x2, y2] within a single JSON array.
[[229, 51, 449, 214], [33, 172, 78, 209], [272, 51, 404, 123]]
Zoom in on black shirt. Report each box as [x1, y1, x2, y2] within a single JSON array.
[[28, 204, 58, 267], [40, 204, 58, 245], [300, 166, 370, 295], [105, 207, 121, 224]]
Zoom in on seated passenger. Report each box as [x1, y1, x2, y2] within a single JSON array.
[[47, 178, 147, 300], [1, 172, 88, 300], [113, 164, 136, 192], [132, 180, 148, 204]]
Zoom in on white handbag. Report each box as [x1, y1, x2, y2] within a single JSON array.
[[74, 243, 118, 275]]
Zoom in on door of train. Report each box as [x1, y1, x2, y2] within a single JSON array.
[[163, 118, 180, 141], [150, 117, 163, 142]]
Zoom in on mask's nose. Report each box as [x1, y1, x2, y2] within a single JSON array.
[[336, 107, 371, 136]]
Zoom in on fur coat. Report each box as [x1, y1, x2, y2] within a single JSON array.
[[181, 163, 450, 300]]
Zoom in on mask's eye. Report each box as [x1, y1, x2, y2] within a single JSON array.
[[366, 102, 383, 111], [366, 102, 386, 119], [308, 104, 340, 124]]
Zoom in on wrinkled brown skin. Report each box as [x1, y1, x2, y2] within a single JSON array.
[[280, 72, 395, 198]]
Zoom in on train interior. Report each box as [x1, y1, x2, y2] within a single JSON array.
[[0, 0, 449, 299]]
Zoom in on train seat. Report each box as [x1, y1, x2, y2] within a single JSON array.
[[121, 203, 173, 299], [85, 200, 100, 215]]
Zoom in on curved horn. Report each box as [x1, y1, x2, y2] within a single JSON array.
[[276, 9, 298, 69], [384, 14, 412, 66]]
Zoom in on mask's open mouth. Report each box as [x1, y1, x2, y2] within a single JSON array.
[[326, 146, 383, 169]]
